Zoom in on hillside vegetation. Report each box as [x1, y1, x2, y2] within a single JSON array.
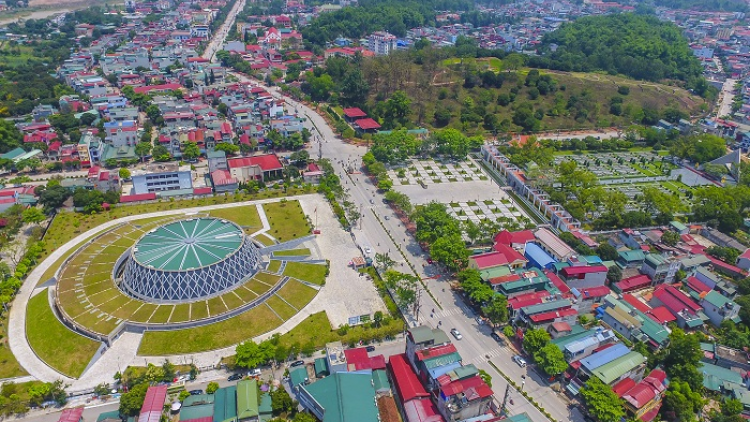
[[534, 14, 710, 96]]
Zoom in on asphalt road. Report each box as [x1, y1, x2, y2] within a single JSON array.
[[717, 78, 737, 118]]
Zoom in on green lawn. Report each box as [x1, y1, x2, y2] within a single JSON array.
[[263, 201, 311, 242], [276, 280, 318, 310], [283, 262, 328, 285], [273, 248, 311, 257], [265, 296, 297, 320], [210, 206, 262, 230], [254, 272, 282, 285], [267, 260, 282, 273], [26, 289, 101, 378], [191, 302, 209, 320], [138, 304, 283, 355]]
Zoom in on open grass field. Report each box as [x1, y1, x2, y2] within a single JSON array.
[[138, 304, 283, 355], [263, 201, 311, 242], [209, 206, 262, 231], [26, 290, 100, 378], [273, 248, 311, 257], [254, 272, 282, 286], [283, 262, 327, 285], [0, 317, 27, 378]]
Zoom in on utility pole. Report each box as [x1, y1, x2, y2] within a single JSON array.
[[414, 288, 422, 324], [499, 384, 511, 417]]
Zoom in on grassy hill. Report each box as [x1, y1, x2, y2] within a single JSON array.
[[378, 56, 706, 135]]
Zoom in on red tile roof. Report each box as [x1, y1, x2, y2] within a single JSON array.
[[402, 398, 444, 422], [388, 353, 429, 403], [494, 229, 535, 246], [342, 107, 367, 118], [545, 270, 570, 294], [354, 118, 381, 130], [528, 307, 577, 323], [612, 377, 637, 398], [616, 275, 652, 293], [470, 250, 518, 269], [133, 83, 183, 94], [120, 193, 157, 203], [227, 154, 283, 171], [440, 375, 493, 399], [507, 291, 550, 310], [652, 285, 701, 314], [550, 321, 572, 333], [561, 265, 608, 276], [343, 348, 386, 371], [622, 294, 651, 313], [193, 187, 212, 195], [646, 306, 676, 324], [415, 344, 457, 362], [58, 407, 84, 422], [622, 370, 666, 409], [138, 385, 168, 422], [578, 285, 611, 299]]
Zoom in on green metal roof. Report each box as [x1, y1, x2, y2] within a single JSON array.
[[134, 218, 243, 271], [183, 394, 215, 407], [670, 221, 688, 231], [452, 364, 479, 380], [1, 147, 25, 160], [314, 357, 329, 377], [290, 367, 308, 388], [552, 328, 594, 350], [259, 393, 272, 420], [424, 352, 462, 369], [703, 291, 733, 308], [408, 326, 450, 345], [213, 386, 237, 422], [480, 265, 512, 281], [521, 299, 571, 315], [372, 369, 390, 392], [180, 404, 214, 421], [301, 372, 379, 422], [618, 250, 645, 262], [700, 362, 743, 391], [236, 380, 259, 420], [97, 411, 121, 422], [591, 351, 645, 385], [507, 413, 532, 422], [635, 312, 669, 345]]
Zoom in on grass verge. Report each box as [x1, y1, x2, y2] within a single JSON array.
[[26, 289, 100, 378], [263, 200, 311, 242], [273, 248, 311, 257]]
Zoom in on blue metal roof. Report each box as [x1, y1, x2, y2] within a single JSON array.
[[428, 361, 462, 380], [580, 343, 629, 372], [524, 243, 556, 269]]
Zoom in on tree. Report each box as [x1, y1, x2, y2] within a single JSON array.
[[206, 382, 219, 394], [580, 377, 625, 422], [22, 207, 46, 225], [235, 341, 271, 369], [384, 90, 412, 129], [430, 233, 469, 272], [661, 231, 680, 246], [606, 266, 622, 284], [534, 343, 568, 376], [478, 369, 492, 388], [214, 143, 240, 155], [135, 142, 152, 161], [182, 142, 200, 160], [662, 328, 703, 391], [596, 243, 618, 261], [119, 383, 149, 416], [482, 295, 508, 327], [270, 388, 294, 415], [152, 144, 171, 162], [119, 168, 131, 180], [292, 413, 316, 422], [374, 253, 395, 270], [661, 381, 703, 422], [522, 328, 551, 356]]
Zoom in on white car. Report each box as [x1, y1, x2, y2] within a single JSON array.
[[365, 247, 371, 255], [450, 328, 463, 340], [512, 355, 527, 367]]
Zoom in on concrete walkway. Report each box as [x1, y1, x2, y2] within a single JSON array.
[[10, 195, 317, 385], [249, 203, 271, 238]]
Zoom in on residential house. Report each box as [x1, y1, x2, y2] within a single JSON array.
[[405, 326, 451, 371], [227, 154, 283, 183], [494, 229, 535, 250], [563, 329, 617, 362], [700, 291, 741, 327], [517, 299, 576, 328], [617, 249, 646, 269], [435, 375, 493, 422], [534, 228, 575, 261], [139, 386, 168, 422], [468, 246, 526, 272], [640, 254, 680, 285], [649, 285, 706, 329], [387, 353, 443, 422], [621, 369, 668, 422], [613, 275, 652, 294], [131, 163, 193, 194], [558, 265, 607, 290], [368, 31, 397, 55], [296, 371, 380, 422], [237, 379, 259, 421]]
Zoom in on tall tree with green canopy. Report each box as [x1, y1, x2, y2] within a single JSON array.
[[580, 377, 625, 422]]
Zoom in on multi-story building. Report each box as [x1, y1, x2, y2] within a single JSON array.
[[131, 163, 193, 194], [640, 254, 680, 285], [368, 31, 397, 55]]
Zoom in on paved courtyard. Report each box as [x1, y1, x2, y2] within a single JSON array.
[[447, 199, 530, 225], [388, 158, 487, 186]]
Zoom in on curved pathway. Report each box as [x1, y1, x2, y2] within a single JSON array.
[[10, 195, 317, 385]]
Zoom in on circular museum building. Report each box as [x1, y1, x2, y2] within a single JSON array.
[[120, 218, 261, 303]]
